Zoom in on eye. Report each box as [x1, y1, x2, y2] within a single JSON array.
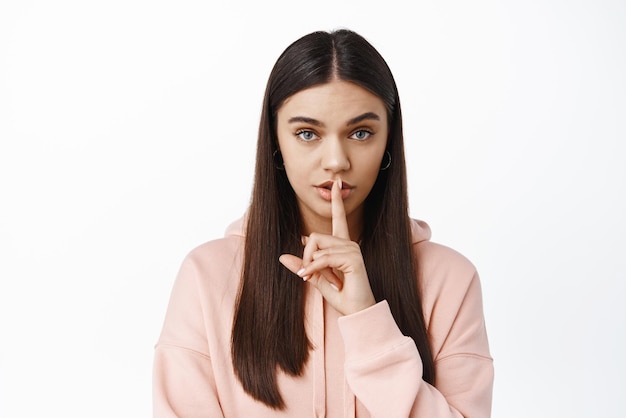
[[295, 129, 319, 142], [350, 129, 374, 141]]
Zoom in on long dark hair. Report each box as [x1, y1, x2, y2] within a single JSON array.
[[231, 29, 435, 409]]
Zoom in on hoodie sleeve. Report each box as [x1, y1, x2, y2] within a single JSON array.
[[337, 247, 493, 418], [153, 258, 225, 418]]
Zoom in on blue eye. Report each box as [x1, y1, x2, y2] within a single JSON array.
[[350, 129, 373, 141], [296, 130, 318, 142]]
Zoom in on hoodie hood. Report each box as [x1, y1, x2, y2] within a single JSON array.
[[224, 215, 247, 238], [224, 214, 431, 244], [409, 218, 432, 244]]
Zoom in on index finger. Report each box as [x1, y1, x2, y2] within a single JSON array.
[[331, 179, 350, 239]]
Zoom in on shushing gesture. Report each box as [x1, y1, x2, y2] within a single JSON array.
[[279, 179, 377, 316]]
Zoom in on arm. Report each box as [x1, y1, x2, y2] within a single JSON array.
[[153, 259, 225, 418], [338, 271, 493, 418]]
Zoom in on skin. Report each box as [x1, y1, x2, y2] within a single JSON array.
[[277, 80, 387, 315]]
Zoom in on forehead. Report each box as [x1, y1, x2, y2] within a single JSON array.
[[278, 80, 387, 122]]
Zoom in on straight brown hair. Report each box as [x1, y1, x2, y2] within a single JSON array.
[[231, 29, 435, 409]]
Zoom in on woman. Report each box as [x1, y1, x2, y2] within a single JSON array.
[[153, 29, 493, 417]]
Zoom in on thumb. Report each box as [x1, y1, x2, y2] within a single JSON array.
[[279, 254, 304, 275]]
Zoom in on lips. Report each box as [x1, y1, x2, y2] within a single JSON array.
[[316, 180, 353, 190], [315, 180, 353, 201]]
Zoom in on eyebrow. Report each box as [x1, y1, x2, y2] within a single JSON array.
[[287, 112, 381, 127], [287, 116, 323, 127], [347, 112, 380, 126]]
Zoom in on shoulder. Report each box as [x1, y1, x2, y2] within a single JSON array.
[[157, 234, 244, 352], [409, 218, 477, 287], [166, 215, 247, 309], [413, 240, 477, 284], [410, 220, 482, 332], [413, 238, 478, 299], [185, 235, 243, 267], [170, 229, 245, 308], [181, 216, 247, 274]]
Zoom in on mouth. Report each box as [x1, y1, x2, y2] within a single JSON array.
[[316, 180, 353, 190], [315, 180, 354, 201]]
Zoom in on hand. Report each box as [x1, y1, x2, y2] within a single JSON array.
[[279, 179, 376, 316]]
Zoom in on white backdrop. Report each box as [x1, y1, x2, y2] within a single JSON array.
[[1, 0, 624, 416]]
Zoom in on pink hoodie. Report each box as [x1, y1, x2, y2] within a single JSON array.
[[153, 218, 493, 417]]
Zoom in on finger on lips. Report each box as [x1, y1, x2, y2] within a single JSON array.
[[286, 178, 351, 291], [331, 178, 350, 239]]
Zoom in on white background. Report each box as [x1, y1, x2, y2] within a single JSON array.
[[1, 0, 624, 416]]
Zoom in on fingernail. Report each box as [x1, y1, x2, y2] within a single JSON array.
[[338, 179, 342, 189], [296, 268, 305, 277], [330, 283, 339, 291], [302, 275, 310, 282]]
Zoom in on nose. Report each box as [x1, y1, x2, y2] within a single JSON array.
[[321, 137, 350, 173]]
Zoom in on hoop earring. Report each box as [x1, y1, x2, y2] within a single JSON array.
[[273, 149, 284, 170], [380, 150, 391, 171]]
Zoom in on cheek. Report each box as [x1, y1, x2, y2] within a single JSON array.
[[277, 136, 300, 166], [280, 144, 317, 174], [282, 154, 307, 176], [282, 163, 307, 191], [360, 151, 386, 179]]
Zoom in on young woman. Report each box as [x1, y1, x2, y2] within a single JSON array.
[[153, 29, 493, 417]]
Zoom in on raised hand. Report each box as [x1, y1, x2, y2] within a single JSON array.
[[279, 179, 376, 315]]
